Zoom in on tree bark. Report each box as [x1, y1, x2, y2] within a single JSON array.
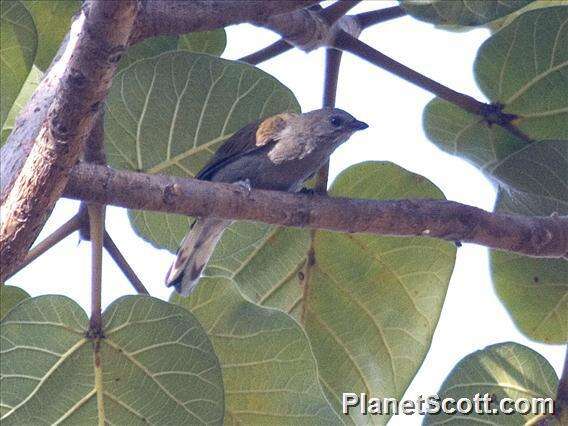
[[63, 163, 568, 259], [0, 1, 137, 280]]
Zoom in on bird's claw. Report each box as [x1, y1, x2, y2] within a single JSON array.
[[299, 187, 315, 195], [234, 179, 252, 194]]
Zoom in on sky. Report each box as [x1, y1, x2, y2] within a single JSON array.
[[6, 1, 565, 424]]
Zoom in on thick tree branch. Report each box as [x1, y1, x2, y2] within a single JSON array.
[[1, 1, 319, 202], [64, 164, 568, 259], [0, 1, 137, 281], [129, 0, 320, 43]]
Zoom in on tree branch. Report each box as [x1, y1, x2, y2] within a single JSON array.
[[240, 39, 293, 65], [0, 1, 137, 281], [319, 0, 361, 26], [103, 231, 149, 295], [355, 6, 407, 29], [332, 31, 532, 142], [333, 32, 497, 118], [63, 163, 568, 259], [129, 0, 320, 43]]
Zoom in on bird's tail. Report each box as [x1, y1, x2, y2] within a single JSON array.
[[165, 218, 229, 297]]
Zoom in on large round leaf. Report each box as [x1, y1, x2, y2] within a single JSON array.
[[423, 98, 528, 171], [492, 191, 567, 344], [199, 161, 456, 424], [475, 6, 568, 139], [0, 285, 29, 320], [1, 295, 224, 424], [490, 139, 568, 203], [172, 279, 341, 425], [0, 0, 37, 128], [424, 342, 558, 425], [401, 0, 535, 26], [1, 65, 42, 146], [104, 50, 300, 250], [488, 140, 567, 343], [178, 29, 227, 56], [23, 0, 80, 70], [424, 6, 568, 170], [118, 36, 179, 72]]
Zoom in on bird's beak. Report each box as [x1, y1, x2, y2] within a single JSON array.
[[350, 120, 369, 131]]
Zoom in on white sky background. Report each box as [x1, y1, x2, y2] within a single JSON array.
[[7, 1, 565, 424]]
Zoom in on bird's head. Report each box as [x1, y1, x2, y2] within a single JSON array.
[[291, 107, 369, 147]]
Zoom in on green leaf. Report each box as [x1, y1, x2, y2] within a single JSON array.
[[118, 36, 179, 72], [424, 342, 558, 425], [1, 295, 224, 424], [401, 0, 535, 26], [488, 141, 568, 344], [23, 0, 80, 70], [201, 162, 456, 424], [104, 50, 300, 250], [172, 280, 341, 425], [423, 6, 568, 170], [488, 0, 568, 33], [1, 65, 42, 146], [0, 0, 37, 128], [475, 6, 568, 139], [0, 285, 30, 320], [491, 140, 568, 204], [178, 29, 227, 56], [423, 98, 528, 171], [491, 187, 568, 344]]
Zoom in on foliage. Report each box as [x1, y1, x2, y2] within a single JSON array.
[[1, 295, 223, 424], [1, 1, 566, 425], [424, 342, 558, 425]]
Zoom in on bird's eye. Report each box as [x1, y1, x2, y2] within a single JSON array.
[[330, 116, 342, 127]]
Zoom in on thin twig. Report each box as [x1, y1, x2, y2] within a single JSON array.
[[103, 231, 149, 295], [301, 45, 345, 323], [333, 30, 486, 115], [315, 47, 343, 195], [4, 213, 82, 281], [320, 0, 361, 26], [356, 6, 407, 29], [239, 39, 292, 65], [323, 48, 343, 108], [332, 30, 532, 141], [87, 203, 105, 336]]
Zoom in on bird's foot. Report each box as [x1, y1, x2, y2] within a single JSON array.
[[233, 179, 252, 194], [299, 187, 315, 195]]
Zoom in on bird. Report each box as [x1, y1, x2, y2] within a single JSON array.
[[165, 107, 369, 296]]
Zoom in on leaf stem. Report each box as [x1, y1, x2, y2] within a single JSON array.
[[320, 0, 361, 26], [3, 213, 82, 282], [332, 30, 533, 142], [355, 6, 407, 29], [88, 203, 105, 336], [239, 39, 292, 65], [103, 231, 149, 295]]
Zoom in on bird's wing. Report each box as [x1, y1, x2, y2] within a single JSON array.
[[196, 113, 296, 181]]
